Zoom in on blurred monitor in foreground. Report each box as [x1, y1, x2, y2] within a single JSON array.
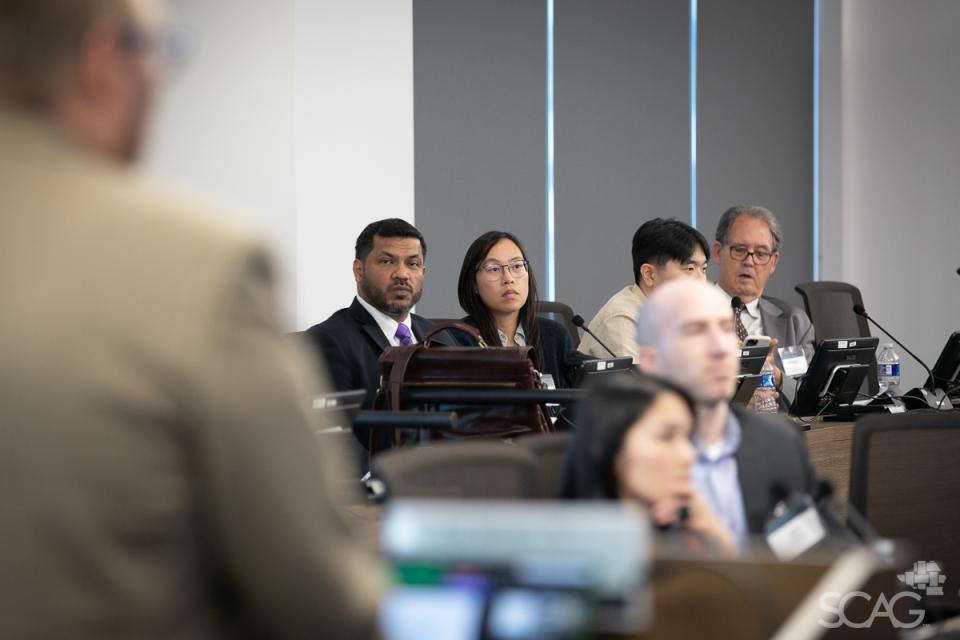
[[379, 500, 651, 639]]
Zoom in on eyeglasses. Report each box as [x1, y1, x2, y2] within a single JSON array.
[[118, 23, 193, 75], [477, 260, 529, 281], [727, 245, 776, 265]]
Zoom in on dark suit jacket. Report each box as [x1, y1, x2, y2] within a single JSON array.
[[450, 316, 575, 388], [732, 405, 818, 535], [306, 297, 438, 453]]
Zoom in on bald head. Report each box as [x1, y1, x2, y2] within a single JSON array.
[[635, 279, 740, 407]]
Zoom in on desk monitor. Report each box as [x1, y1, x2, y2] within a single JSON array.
[[380, 500, 651, 637], [926, 331, 960, 396], [791, 337, 879, 418], [572, 356, 634, 387]]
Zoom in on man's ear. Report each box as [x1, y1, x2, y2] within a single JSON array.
[[639, 263, 657, 289], [352, 259, 363, 283], [712, 241, 723, 265], [769, 252, 779, 273], [635, 346, 662, 375]]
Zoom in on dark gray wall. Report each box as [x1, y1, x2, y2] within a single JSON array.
[[413, 0, 546, 318], [554, 0, 691, 321], [697, 0, 814, 306], [413, 0, 816, 319]]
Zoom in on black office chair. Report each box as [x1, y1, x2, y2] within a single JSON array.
[[538, 301, 579, 345], [515, 432, 571, 499], [849, 411, 960, 607], [371, 440, 542, 500], [794, 281, 878, 395]]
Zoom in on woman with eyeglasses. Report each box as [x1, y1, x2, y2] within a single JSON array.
[[455, 231, 574, 388], [563, 374, 738, 556]]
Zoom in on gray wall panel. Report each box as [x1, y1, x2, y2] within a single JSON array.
[[697, 0, 814, 306], [554, 0, 690, 322], [414, 0, 546, 318]]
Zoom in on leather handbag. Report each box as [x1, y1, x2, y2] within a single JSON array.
[[375, 321, 552, 446]]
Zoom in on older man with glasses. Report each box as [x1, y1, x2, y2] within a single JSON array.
[[713, 206, 816, 402]]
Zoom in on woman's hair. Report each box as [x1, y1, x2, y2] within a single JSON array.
[[561, 374, 696, 500], [457, 230, 542, 366]]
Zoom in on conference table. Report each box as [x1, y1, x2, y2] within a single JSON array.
[[802, 420, 855, 521]]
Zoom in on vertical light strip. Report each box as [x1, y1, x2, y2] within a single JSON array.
[[545, 0, 556, 300], [812, 0, 822, 281], [689, 0, 698, 228]]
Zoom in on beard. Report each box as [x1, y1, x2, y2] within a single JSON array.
[[359, 276, 422, 320]]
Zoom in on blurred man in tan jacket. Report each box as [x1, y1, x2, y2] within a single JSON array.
[[0, 1, 381, 637]]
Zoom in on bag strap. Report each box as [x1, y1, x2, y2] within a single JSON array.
[[421, 320, 487, 347], [387, 344, 423, 410]]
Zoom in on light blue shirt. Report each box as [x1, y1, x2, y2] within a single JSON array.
[[692, 411, 749, 550], [496, 324, 526, 347]]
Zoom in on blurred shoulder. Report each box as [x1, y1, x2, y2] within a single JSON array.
[[734, 406, 805, 445]]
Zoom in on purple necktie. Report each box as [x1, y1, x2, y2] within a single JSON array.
[[395, 323, 414, 346]]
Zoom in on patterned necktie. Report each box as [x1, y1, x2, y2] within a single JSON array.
[[395, 323, 414, 346], [734, 307, 748, 344]]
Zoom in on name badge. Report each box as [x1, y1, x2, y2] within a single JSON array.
[[765, 497, 827, 561], [778, 346, 808, 378]]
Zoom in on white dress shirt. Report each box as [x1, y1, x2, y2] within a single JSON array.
[[717, 286, 765, 337], [355, 296, 417, 346]]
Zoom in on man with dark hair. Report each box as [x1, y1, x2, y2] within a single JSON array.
[[307, 217, 439, 454], [0, 1, 380, 637], [579, 218, 710, 362]]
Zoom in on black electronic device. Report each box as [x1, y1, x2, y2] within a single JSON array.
[[791, 337, 880, 419], [731, 339, 770, 406]]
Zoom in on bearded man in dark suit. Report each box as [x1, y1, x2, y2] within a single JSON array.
[[307, 218, 441, 455]]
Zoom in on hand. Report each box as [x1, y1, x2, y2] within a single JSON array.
[[683, 492, 739, 557], [649, 495, 690, 528]]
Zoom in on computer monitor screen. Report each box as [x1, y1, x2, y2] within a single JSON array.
[[791, 337, 879, 417], [380, 564, 591, 640], [380, 500, 651, 638], [926, 331, 960, 394]]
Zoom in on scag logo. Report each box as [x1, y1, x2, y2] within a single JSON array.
[[817, 591, 925, 629]]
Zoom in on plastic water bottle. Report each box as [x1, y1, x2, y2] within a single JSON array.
[[753, 359, 780, 413], [877, 343, 901, 396]]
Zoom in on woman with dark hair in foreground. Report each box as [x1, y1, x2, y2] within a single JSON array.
[[563, 374, 737, 556], [455, 230, 574, 387]]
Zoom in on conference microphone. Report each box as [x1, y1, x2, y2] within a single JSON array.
[[571, 314, 622, 360], [731, 295, 744, 312], [852, 303, 950, 409], [956, 267, 960, 277]]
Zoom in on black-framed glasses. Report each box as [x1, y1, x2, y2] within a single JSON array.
[[477, 260, 529, 281], [727, 245, 776, 265]]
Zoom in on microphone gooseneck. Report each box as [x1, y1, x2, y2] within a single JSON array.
[[572, 314, 621, 359], [852, 304, 937, 395]]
